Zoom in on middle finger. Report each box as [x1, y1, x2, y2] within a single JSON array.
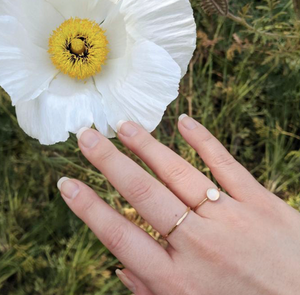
[[77, 127, 190, 239]]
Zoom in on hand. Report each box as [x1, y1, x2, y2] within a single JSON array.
[[57, 115, 300, 295]]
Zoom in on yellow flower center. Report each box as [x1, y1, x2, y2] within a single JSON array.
[[48, 18, 109, 80], [70, 39, 85, 55]]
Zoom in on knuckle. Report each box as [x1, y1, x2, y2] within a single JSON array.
[[222, 207, 252, 233], [226, 212, 249, 231], [202, 133, 214, 143], [105, 223, 131, 253], [211, 153, 236, 168], [198, 236, 229, 265], [126, 176, 154, 204], [163, 163, 191, 184], [79, 195, 97, 217], [97, 147, 116, 163], [137, 137, 153, 151]]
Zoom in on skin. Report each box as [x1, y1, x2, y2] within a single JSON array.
[[58, 115, 300, 295]]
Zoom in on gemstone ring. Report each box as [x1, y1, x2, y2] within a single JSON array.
[[193, 188, 221, 212]]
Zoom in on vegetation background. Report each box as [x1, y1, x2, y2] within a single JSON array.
[[1, 0, 300, 294]]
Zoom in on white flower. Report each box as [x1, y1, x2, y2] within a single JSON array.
[[0, 0, 196, 145]]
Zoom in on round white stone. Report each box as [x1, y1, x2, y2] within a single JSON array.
[[206, 188, 220, 201]]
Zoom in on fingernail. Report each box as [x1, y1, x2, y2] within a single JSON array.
[[116, 269, 136, 293], [77, 127, 100, 148], [57, 177, 69, 190], [57, 177, 80, 200], [76, 127, 90, 140], [117, 121, 138, 137], [179, 114, 197, 130]]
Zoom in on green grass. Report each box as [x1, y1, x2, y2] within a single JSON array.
[[1, 0, 300, 294]]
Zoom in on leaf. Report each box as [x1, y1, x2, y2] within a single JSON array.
[[200, 0, 229, 16], [241, 4, 250, 16]]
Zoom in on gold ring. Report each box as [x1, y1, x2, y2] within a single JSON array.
[[163, 207, 191, 239], [193, 188, 221, 212]]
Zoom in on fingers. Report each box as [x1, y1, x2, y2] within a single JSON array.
[[76, 128, 187, 239], [116, 269, 155, 295], [117, 121, 238, 220], [57, 178, 171, 279], [178, 115, 269, 202]]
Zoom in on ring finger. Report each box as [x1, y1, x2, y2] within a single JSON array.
[[116, 121, 239, 220]]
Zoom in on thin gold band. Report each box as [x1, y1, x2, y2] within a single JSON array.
[[193, 197, 209, 211], [163, 207, 191, 239]]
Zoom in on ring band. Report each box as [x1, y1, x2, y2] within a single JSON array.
[[163, 207, 191, 239], [193, 188, 221, 212]]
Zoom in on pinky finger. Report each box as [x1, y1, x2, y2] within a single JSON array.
[[116, 269, 155, 295]]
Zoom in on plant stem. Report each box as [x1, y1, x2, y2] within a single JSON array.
[[227, 12, 300, 39]]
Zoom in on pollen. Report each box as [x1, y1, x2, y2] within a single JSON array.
[[48, 18, 109, 80]]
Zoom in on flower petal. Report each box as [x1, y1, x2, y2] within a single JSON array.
[[94, 40, 181, 132], [120, 0, 196, 77], [101, 1, 128, 59], [15, 74, 114, 145], [0, 16, 58, 105], [0, 0, 64, 49], [47, 0, 116, 24]]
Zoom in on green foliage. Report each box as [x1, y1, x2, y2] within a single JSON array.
[[0, 0, 300, 293]]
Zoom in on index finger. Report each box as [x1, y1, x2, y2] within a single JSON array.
[[58, 178, 172, 280]]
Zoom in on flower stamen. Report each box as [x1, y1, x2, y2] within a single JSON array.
[[48, 18, 109, 80]]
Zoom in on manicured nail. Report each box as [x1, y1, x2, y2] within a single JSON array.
[[57, 177, 69, 190], [116, 270, 136, 293], [77, 127, 100, 148], [117, 121, 138, 137], [179, 114, 188, 121], [76, 127, 90, 140], [57, 177, 80, 199], [179, 114, 197, 130]]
